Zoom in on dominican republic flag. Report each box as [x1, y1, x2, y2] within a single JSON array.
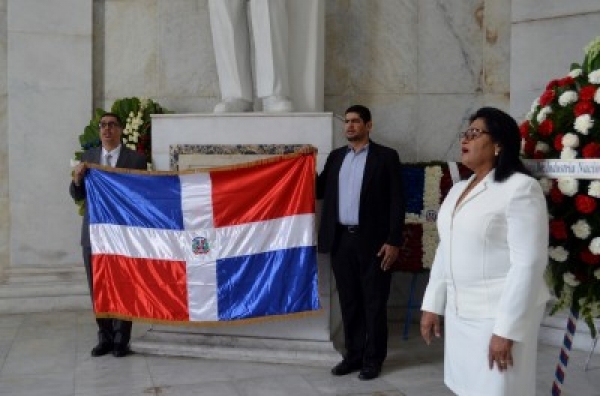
[[85, 153, 320, 323]]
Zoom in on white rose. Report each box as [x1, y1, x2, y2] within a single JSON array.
[[558, 91, 578, 106], [536, 106, 552, 123], [122, 138, 127, 144], [568, 69, 582, 78], [560, 147, 577, 159], [571, 219, 591, 239], [562, 133, 579, 148], [590, 237, 600, 255], [563, 272, 580, 287], [588, 70, 600, 84], [549, 246, 569, 262], [535, 142, 550, 153], [558, 178, 578, 196], [538, 177, 552, 194], [525, 111, 534, 121], [574, 114, 594, 135], [595, 88, 600, 105], [127, 144, 136, 150], [589, 181, 600, 198], [530, 98, 540, 113]]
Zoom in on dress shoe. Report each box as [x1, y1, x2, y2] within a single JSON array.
[[358, 365, 381, 380], [331, 360, 362, 376], [91, 342, 113, 357], [213, 98, 253, 113], [112, 345, 130, 358]]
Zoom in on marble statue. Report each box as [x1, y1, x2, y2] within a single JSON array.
[[208, 0, 324, 113]]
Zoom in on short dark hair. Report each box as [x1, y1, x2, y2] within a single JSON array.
[[469, 107, 530, 182], [345, 105, 372, 123], [100, 112, 123, 127]]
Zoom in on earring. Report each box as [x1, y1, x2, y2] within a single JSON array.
[[495, 149, 500, 156]]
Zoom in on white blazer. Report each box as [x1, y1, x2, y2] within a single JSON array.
[[421, 170, 550, 341]]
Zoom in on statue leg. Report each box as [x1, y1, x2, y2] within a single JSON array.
[[208, 0, 253, 112], [250, 0, 293, 112]]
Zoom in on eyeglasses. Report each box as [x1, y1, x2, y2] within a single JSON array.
[[460, 127, 489, 141], [98, 122, 120, 129]]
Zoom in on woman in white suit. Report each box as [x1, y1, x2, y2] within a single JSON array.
[[420, 107, 550, 396]]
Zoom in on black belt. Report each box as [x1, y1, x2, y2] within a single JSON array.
[[339, 224, 360, 234]]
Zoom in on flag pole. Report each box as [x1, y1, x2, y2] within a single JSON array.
[[551, 308, 579, 395]]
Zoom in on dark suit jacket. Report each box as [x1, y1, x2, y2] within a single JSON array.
[[69, 146, 148, 247], [316, 140, 405, 256]]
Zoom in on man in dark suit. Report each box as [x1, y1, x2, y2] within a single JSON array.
[[70, 112, 147, 358], [317, 105, 405, 380]]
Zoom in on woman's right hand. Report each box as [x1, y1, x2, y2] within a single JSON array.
[[420, 311, 441, 345]]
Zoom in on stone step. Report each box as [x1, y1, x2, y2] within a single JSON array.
[[132, 328, 340, 367], [0, 266, 91, 314]]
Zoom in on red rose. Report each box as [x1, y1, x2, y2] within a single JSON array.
[[550, 220, 568, 240], [579, 85, 597, 101], [558, 76, 575, 87], [549, 186, 563, 204], [582, 142, 600, 158], [553, 134, 564, 151], [533, 151, 546, 159], [574, 100, 595, 117], [575, 194, 597, 214], [546, 80, 559, 90], [580, 249, 600, 266], [538, 119, 554, 136], [539, 90, 556, 107], [523, 138, 536, 156], [519, 121, 530, 138]]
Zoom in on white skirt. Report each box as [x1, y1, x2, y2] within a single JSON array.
[[443, 307, 544, 396]]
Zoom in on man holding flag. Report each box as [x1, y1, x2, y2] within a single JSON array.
[[70, 112, 147, 358]]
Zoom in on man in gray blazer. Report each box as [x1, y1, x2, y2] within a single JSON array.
[[69, 112, 147, 358]]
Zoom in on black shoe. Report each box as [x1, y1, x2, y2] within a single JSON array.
[[358, 365, 381, 380], [91, 342, 113, 357], [331, 360, 362, 376], [112, 345, 130, 358]]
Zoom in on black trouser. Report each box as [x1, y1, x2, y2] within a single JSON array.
[[331, 228, 392, 368], [83, 246, 132, 347]]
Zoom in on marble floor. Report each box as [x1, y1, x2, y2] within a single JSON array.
[[0, 311, 598, 396]]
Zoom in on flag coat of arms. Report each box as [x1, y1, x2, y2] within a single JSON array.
[[85, 153, 320, 323]]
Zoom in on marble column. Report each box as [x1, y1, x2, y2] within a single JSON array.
[[0, 0, 93, 312]]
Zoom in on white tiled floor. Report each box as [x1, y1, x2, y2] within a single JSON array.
[[0, 311, 598, 395]]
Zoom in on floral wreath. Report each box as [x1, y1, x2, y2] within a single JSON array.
[[72, 97, 170, 214], [520, 37, 600, 336], [393, 162, 471, 272]]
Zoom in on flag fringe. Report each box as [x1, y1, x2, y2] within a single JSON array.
[[96, 308, 324, 327], [84, 145, 317, 176]]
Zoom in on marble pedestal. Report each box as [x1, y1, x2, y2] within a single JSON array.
[[133, 113, 341, 366]]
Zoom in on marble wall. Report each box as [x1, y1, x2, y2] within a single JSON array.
[[325, 0, 511, 162], [5, 0, 92, 269], [510, 0, 600, 119], [0, 0, 7, 278]]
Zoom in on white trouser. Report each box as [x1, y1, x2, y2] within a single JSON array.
[[208, 0, 290, 101]]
